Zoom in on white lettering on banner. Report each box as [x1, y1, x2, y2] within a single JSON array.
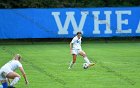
[[92, 11, 112, 34], [52, 11, 88, 34], [115, 11, 132, 33], [136, 21, 140, 33], [52, 10, 140, 35]]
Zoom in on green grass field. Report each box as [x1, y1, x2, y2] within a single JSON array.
[[0, 42, 140, 88]]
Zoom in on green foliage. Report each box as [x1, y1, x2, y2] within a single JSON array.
[[0, 0, 139, 8]]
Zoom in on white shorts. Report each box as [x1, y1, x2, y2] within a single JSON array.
[[0, 67, 13, 81], [71, 49, 82, 55]]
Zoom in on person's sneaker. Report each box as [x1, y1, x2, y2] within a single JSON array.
[[7, 86, 15, 88], [89, 63, 95, 67], [68, 67, 71, 69]]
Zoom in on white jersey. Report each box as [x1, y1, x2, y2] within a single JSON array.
[[1, 60, 22, 71], [71, 36, 82, 50]]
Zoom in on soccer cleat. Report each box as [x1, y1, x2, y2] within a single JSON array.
[[68, 67, 71, 69], [89, 63, 95, 67], [7, 86, 15, 88]]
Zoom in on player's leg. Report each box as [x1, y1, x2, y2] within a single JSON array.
[[6, 72, 20, 87], [1, 80, 8, 88], [68, 49, 78, 69], [0, 72, 8, 88], [79, 51, 90, 64], [68, 54, 77, 69], [79, 50, 95, 67]]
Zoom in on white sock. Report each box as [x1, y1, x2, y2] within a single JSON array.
[[10, 77, 20, 86], [69, 61, 74, 68], [84, 57, 91, 65]]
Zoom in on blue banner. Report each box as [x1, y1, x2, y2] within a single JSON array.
[[0, 7, 140, 39]]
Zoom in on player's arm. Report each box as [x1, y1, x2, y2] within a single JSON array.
[[19, 67, 29, 85], [70, 42, 73, 54], [70, 42, 72, 50], [7, 78, 10, 84], [70, 38, 75, 53]]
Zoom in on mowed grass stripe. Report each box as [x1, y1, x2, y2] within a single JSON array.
[[0, 42, 140, 88]]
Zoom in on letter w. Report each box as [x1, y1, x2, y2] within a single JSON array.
[[52, 12, 88, 34]]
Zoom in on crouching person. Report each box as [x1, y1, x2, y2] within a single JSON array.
[[0, 54, 28, 88]]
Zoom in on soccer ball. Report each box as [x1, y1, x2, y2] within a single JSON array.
[[83, 63, 89, 69]]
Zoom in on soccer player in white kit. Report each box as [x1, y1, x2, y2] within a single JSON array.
[[0, 54, 28, 88], [68, 32, 95, 69]]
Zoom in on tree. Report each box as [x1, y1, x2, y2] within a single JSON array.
[[0, 0, 139, 8]]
